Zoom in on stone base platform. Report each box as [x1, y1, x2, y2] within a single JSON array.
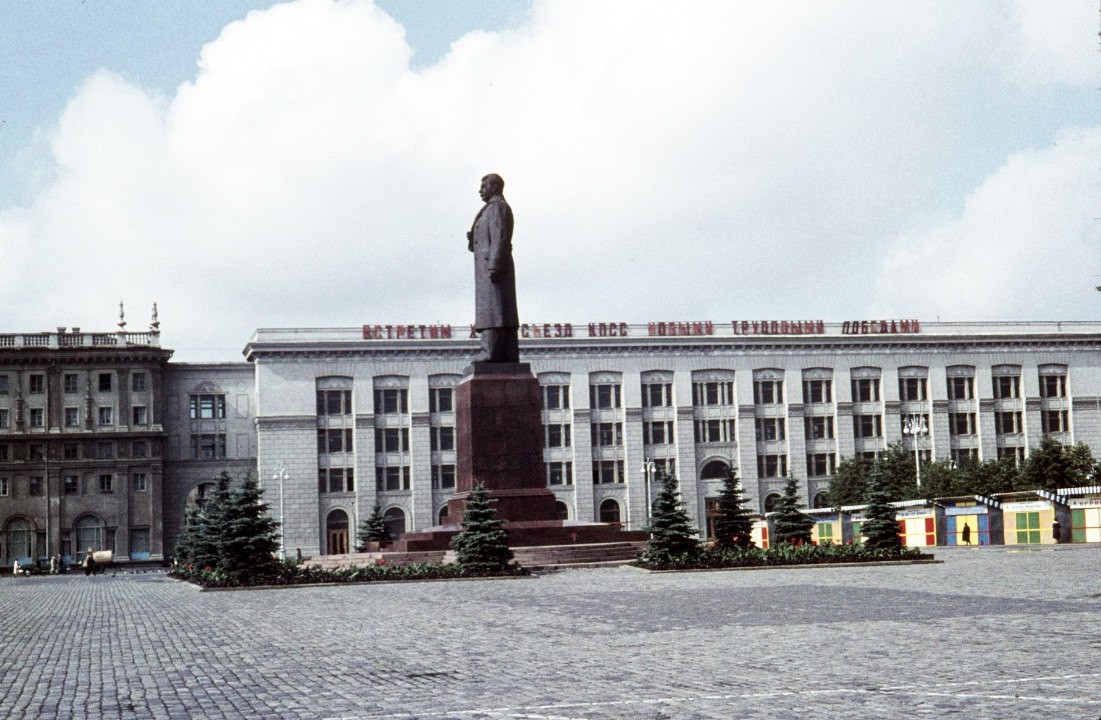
[[388, 521, 648, 553]]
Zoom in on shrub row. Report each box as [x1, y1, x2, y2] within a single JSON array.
[[635, 543, 930, 571], [171, 560, 528, 589]]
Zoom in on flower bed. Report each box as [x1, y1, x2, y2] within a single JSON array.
[[171, 560, 527, 589], [635, 543, 932, 571]]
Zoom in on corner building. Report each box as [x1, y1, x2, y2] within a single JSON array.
[[245, 320, 1101, 557]]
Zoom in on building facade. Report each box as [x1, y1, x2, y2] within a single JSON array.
[[244, 320, 1101, 558]]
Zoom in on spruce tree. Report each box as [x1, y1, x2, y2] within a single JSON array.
[[181, 473, 232, 569], [641, 471, 700, 564], [713, 466, 755, 549], [221, 474, 281, 578], [861, 464, 902, 550], [356, 505, 391, 551], [450, 482, 515, 574], [771, 476, 814, 545]]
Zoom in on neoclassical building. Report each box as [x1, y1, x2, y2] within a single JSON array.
[[4, 317, 1100, 566], [243, 319, 1101, 558]]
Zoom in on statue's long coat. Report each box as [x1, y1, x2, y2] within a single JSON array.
[[469, 195, 518, 330]]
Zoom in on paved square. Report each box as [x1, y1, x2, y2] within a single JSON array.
[[1, 547, 1099, 719]]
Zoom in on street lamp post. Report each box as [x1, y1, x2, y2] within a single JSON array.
[[272, 467, 288, 561], [641, 459, 656, 526], [902, 414, 928, 487]]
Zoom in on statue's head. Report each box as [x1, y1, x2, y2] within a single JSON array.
[[479, 173, 505, 201]]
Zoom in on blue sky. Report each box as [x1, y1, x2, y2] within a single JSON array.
[[0, 1, 1097, 360]]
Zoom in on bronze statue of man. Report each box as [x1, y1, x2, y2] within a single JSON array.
[[467, 173, 519, 363]]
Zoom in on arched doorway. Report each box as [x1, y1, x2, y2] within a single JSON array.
[[556, 501, 570, 521], [699, 460, 729, 480], [437, 505, 449, 526], [598, 499, 621, 525], [326, 509, 349, 555], [812, 491, 831, 509], [75, 516, 104, 562], [763, 493, 782, 514], [383, 508, 406, 540], [5, 517, 33, 564]]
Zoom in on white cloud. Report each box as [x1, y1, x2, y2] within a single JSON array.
[[0, 0, 1097, 359]]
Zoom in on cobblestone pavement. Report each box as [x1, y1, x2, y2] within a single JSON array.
[[1, 546, 1100, 719]]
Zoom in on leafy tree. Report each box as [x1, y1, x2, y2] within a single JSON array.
[[827, 456, 871, 507], [356, 505, 391, 551], [917, 460, 960, 500], [861, 464, 902, 550], [876, 443, 921, 500], [220, 474, 281, 579], [641, 471, 700, 564], [771, 476, 814, 545], [450, 482, 515, 574], [1019, 438, 1083, 491], [960, 458, 1018, 497], [712, 466, 755, 549]]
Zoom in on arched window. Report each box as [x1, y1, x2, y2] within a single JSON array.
[[699, 460, 730, 480], [598, 499, 621, 525], [5, 518, 33, 563], [556, 501, 570, 521], [383, 508, 406, 540], [763, 493, 782, 514], [812, 491, 831, 509], [326, 509, 349, 555], [75, 516, 104, 560], [437, 505, 450, 526]]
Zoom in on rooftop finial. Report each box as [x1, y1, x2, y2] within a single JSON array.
[[150, 302, 160, 331], [118, 301, 127, 330]]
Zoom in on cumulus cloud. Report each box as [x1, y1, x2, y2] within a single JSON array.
[[0, 0, 1097, 359]]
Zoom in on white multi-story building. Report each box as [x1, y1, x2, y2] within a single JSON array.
[[241, 319, 1101, 558]]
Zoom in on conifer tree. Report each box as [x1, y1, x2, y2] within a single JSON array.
[[713, 466, 755, 549], [771, 476, 814, 545], [641, 471, 700, 564], [356, 505, 391, 551], [450, 482, 515, 574], [221, 474, 281, 578], [861, 464, 902, 550], [176, 473, 232, 568]]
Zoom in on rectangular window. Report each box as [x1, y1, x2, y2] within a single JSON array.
[[63, 475, 78, 494], [190, 434, 227, 459], [373, 388, 408, 414], [949, 413, 977, 436], [132, 406, 148, 426], [997, 446, 1025, 465], [642, 382, 673, 408], [852, 378, 880, 403], [432, 464, 456, 489], [993, 376, 1020, 400], [29, 374, 44, 394], [132, 441, 148, 458], [755, 417, 786, 442], [189, 394, 226, 420], [804, 416, 834, 440], [130, 529, 151, 558], [592, 460, 624, 484], [29, 408, 45, 427], [133, 473, 148, 492], [1015, 512, 1041, 545], [694, 418, 734, 444], [543, 385, 570, 410], [1040, 375, 1067, 399], [591, 422, 623, 447], [853, 414, 883, 438], [0, 409, 8, 427], [64, 407, 80, 427], [0, 478, 8, 496], [545, 423, 572, 448], [97, 406, 113, 426], [317, 389, 352, 416], [430, 426, 455, 452], [803, 379, 832, 404], [547, 461, 573, 486], [753, 380, 783, 405], [994, 411, 1023, 435], [99, 474, 114, 494], [29, 476, 44, 496], [97, 442, 113, 459], [0, 375, 7, 395], [319, 467, 355, 493], [63, 443, 79, 460], [1042, 410, 1069, 434], [898, 378, 927, 402], [756, 454, 788, 478], [375, 465, 409, 491], [590, 384, 622, 409], [98, 373, 113, 392], [63, 373, 79, 394], [430, 388, 453, 414], [948, 377, 974, 400], [29, 443, 45, 460], [643, 420, 674, 445], [692, 381, 734, 407], [318, 428, 354, 453], [131, 373, 147, 392], [807, 453, 836, 477], [951, 447, 980, 465], [374, 427, 409, 453]]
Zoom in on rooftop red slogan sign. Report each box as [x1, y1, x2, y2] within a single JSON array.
[[362, 319, 920, 340]]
